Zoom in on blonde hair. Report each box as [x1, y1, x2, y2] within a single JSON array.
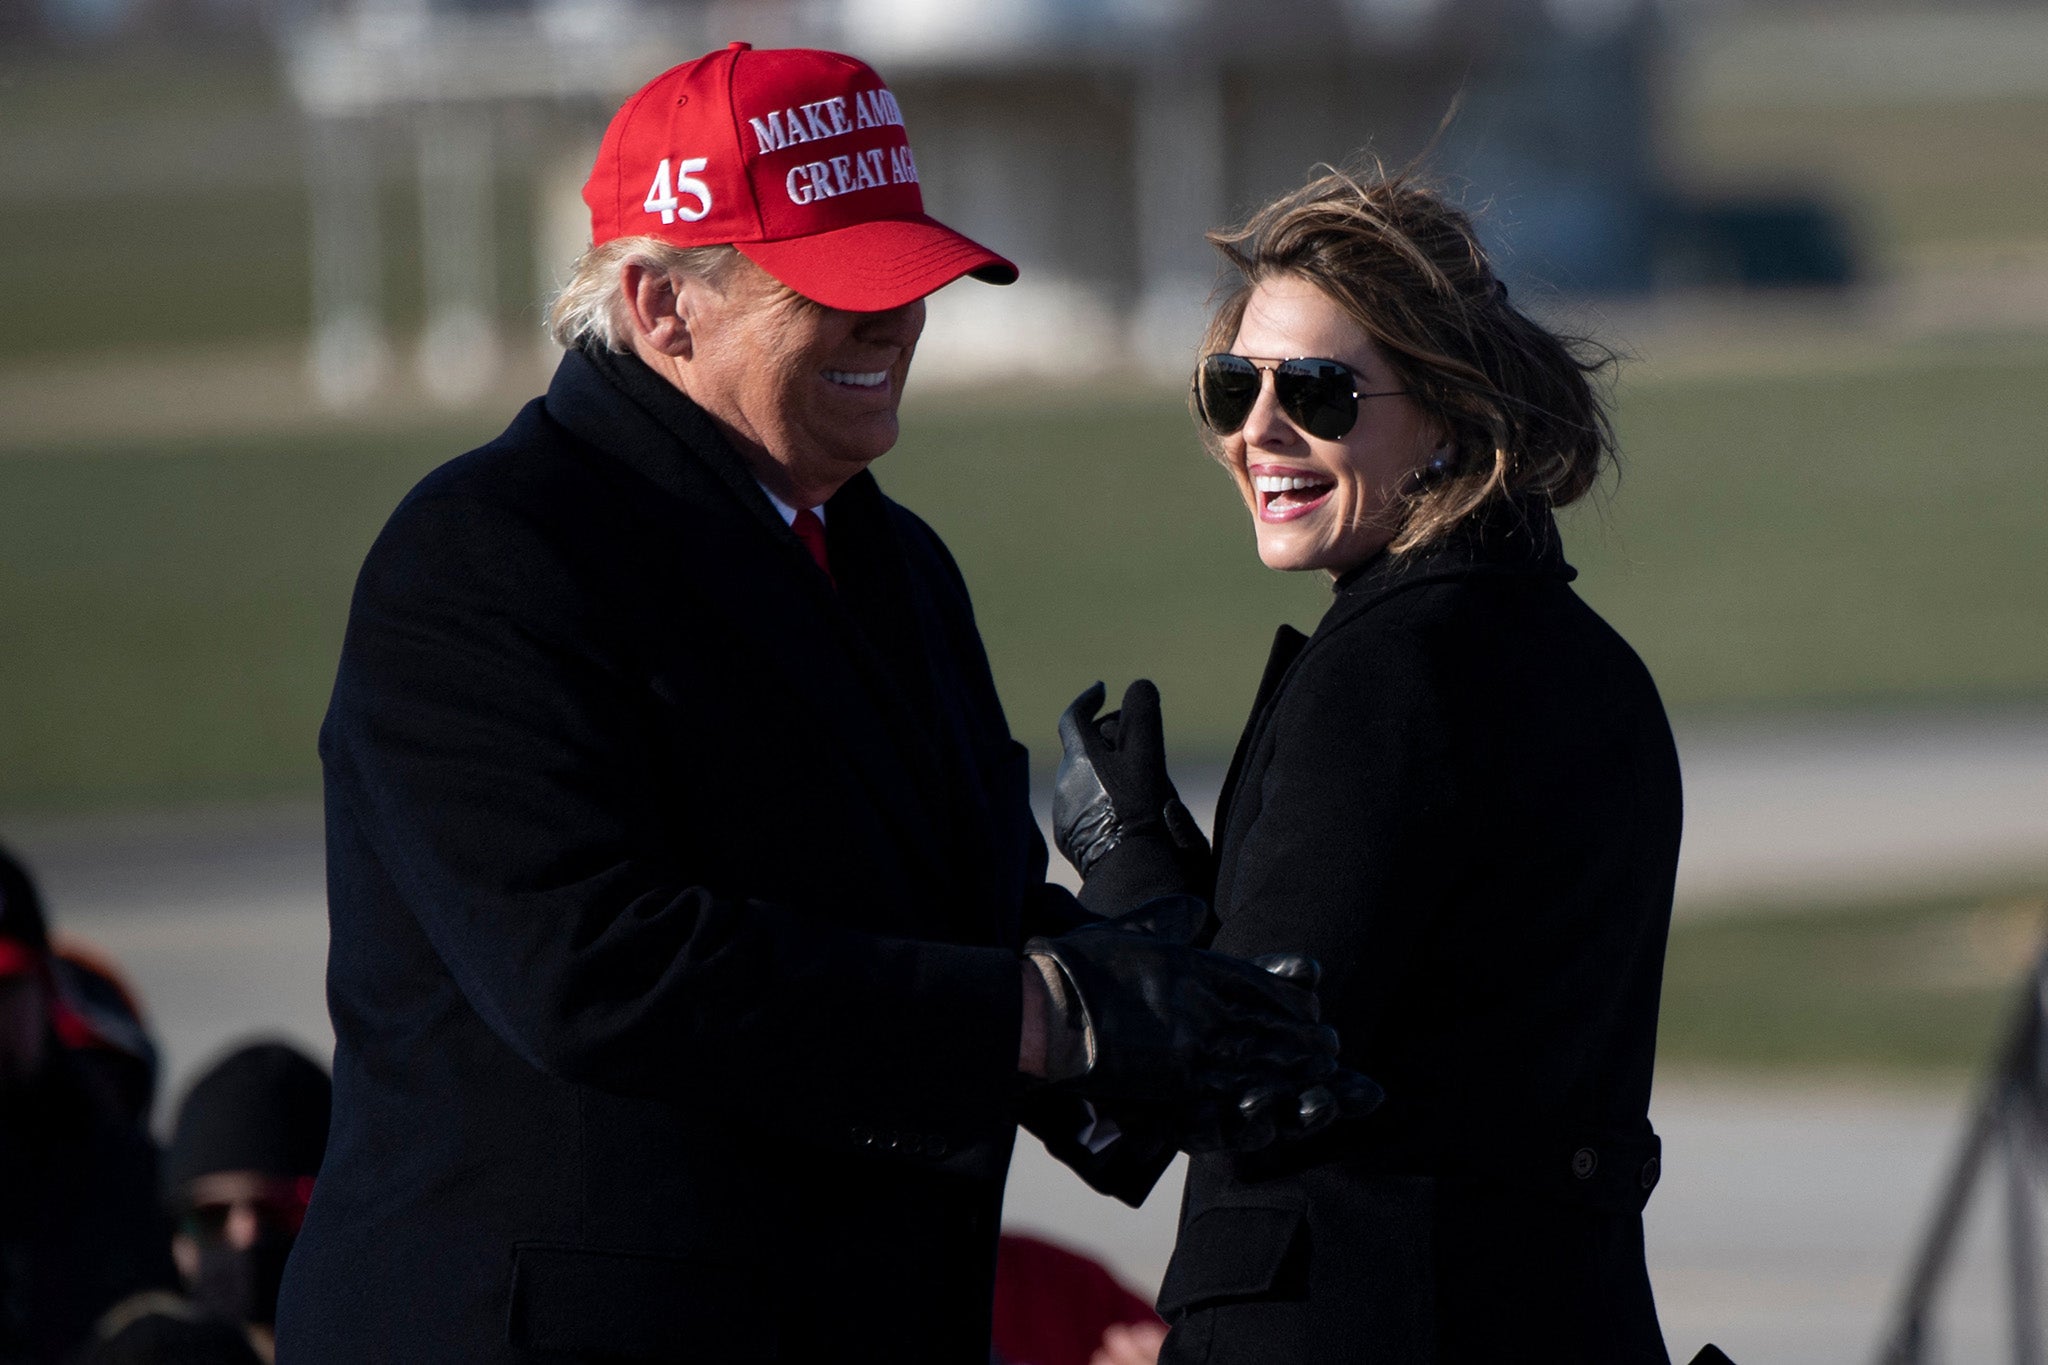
[[1195, 163, 1616, 554], [546, 238, 740, 351]]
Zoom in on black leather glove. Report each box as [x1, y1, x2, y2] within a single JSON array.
[[1053, 681, 1212, 911], [1026, 896, 1382, 1153]]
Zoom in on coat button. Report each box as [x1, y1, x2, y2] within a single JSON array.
[[882, 1132, 905, 1152], [1572, 1147, 1599, 1179], [849, 1126, 875, 1148], [1640, 1156, 1661, 1190], [922, 1135, 948, 1158]]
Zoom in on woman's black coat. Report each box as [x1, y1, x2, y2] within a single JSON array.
[[1154, 507, 1682, 1364]]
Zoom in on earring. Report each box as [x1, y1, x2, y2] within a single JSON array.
[[1405, 450, 1454, 495]]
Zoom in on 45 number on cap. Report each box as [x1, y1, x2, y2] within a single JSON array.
[[645, 158, 712, 224]]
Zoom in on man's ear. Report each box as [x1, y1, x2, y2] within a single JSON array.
[[622, 262, 695, 359]]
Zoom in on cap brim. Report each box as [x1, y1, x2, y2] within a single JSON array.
[[738, 215, 1017, 313]]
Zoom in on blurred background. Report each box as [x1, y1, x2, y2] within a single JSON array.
[[3, 0, 2046, 1358]]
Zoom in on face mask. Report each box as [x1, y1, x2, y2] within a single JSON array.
[[193, 1229, 294, 1326]]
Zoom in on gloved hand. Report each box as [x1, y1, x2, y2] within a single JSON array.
[[1217, 953, 1384, 1150], [1026, 896, 1382, 1152], [1053, 681, 1212, 910]]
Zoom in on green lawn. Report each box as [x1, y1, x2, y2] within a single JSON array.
[[0, 422, 486, 808], [1659, 888, 2047, 1075], [2, 343, 2044, 811], [1564, 342, 2048, 710]]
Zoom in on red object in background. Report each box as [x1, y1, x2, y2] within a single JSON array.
[[0, 937, 36, 975], [992, 1231, 1164, 1365]]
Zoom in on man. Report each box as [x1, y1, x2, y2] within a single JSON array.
[[278, 44, 1362, 1362], [162, 1042, 330, 1364]]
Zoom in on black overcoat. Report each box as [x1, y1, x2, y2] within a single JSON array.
[[1154, 507, 1681, 1364], [277, 347, 1126, 1363]]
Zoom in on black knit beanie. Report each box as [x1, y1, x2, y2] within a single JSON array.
[[165, 1041, 332, 1195]]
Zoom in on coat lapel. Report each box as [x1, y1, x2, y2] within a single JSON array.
[[844, 486, 1019, 937], [542, 350, 963, 900], [1212, 624, 1309, 854]]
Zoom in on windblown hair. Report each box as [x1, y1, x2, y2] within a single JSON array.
[[1195, 162, 1617, 554], [546, 237, 740, 352]]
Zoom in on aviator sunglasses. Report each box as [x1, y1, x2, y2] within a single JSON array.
[[1195, 353, 1408, 441]]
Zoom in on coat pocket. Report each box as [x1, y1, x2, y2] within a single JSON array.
[[1155, 1203, 1307, 1316], [507, 1243, 774, 1362]]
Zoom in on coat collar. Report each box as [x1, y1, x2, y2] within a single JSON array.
[[1209, 500, 1576, 860], [540, 345, 1009, 928], [1319, 498, 1576, 636], [553, 343, 796, 541]]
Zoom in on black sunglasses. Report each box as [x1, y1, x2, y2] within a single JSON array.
[[1194, 353, 1408, 440]]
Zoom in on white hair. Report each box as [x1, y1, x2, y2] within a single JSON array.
[[545, 237, 741, 352]]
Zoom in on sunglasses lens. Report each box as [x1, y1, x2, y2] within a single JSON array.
[[1198, 355, 1260, 434], [1275, 360, 1359, 439]]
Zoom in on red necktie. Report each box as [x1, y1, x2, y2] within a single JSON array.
[[791, 507, 834, 586]]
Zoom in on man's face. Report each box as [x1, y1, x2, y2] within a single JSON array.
[[676, 258, 926, 507], [173, 1169, 312, 1332]]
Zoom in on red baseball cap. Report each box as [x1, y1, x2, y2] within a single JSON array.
[[582, 43, 1017, 312]]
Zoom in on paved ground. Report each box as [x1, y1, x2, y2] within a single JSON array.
[[1003, 1079, 2018, 1365], [9, 710, 2048, 1362]]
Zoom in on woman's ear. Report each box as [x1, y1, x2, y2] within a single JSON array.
[[1427, 418, 1456, 463], [1402, 432, 1457, 495], [621, 262, 693, 358]]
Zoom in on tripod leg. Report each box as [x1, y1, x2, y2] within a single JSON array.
[[2006, 1093, 2043, 1365]]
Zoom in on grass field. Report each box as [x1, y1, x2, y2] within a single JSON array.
[[1658, 887, 2047, 1075], [2, 342, 2044, 811]]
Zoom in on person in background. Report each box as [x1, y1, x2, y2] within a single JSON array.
[[0, 841, 174, 1365], [159, 1042, 330, 1365]]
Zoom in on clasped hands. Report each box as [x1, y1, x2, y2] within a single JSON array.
[[1021, 896, 1379, 1152], [1020, 680, 1382, 1155]]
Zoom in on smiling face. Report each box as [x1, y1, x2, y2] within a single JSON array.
[[1221, 274, 1443, 577], [671, 257, 926, 507]]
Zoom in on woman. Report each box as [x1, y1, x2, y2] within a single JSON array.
[[1055, 166, 1681, 1362]]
